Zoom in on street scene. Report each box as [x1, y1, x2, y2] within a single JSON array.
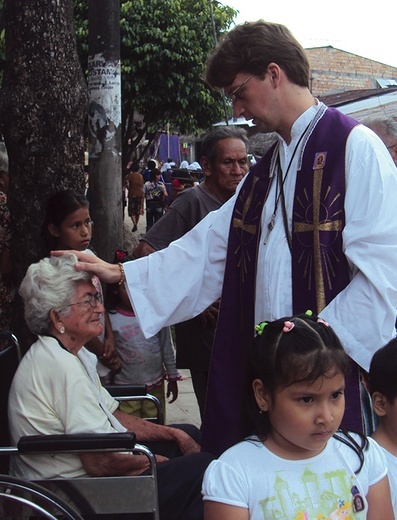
[[1, 1, 397, 519]]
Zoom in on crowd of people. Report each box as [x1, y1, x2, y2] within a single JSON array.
[[124, 156, 204, 233], [2, 18, 397, 520]]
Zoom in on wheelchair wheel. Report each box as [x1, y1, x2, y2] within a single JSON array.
[[0, 474, 83, 519]]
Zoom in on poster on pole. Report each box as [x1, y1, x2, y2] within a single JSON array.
[[88, 53, 121, 156]]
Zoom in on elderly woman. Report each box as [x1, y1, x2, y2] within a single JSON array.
[[9, 254, 213, 520]]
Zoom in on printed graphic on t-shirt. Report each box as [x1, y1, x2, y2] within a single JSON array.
[[258, 467, 366, 519]]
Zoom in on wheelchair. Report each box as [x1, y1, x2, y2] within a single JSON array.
[[0, 330, 161, 519]]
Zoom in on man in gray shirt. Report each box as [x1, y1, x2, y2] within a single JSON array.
[[133, 126, 249, 419]]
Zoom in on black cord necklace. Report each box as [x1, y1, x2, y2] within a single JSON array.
[[263, 122, 311, 249]]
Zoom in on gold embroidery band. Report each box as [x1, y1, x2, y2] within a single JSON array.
[[294, 165, 343, 312]]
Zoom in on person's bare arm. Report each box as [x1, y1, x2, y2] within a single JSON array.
[[113, 409, 200, 455], [79, 401, 199, 476], [204, 501, 249, 520], [133, 240, 156, 258], [80, 451, 168, 477], [366, 475, 394, 520], [166, 380, 178, 403]]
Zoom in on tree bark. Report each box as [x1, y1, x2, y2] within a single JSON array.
[[0, 0, 88, 349]]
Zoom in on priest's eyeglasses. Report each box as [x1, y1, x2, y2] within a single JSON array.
[[228, 74, 254, 104]]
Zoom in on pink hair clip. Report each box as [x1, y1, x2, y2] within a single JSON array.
[[283, 321, 295, 333], [317, 318, 329, 327]]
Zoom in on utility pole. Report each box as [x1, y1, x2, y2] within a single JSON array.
[[88, 0, 122, 261]]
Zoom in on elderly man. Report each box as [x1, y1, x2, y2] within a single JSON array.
[[361, 115, 397, 166], [133, 126, 249, 419]]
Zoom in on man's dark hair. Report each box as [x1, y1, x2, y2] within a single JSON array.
[[206, 20, 310, 90], [130, 161, 140, 172], [201, 126, 248, 166]]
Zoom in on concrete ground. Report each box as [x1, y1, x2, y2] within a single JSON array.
[[123, 208, 202, 429], [165, 369, 201, 428]]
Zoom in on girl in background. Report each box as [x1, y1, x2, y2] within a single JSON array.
[[41, 189, 121, 382], [106, 249, 181, 419], [202, 312, 392, 520]]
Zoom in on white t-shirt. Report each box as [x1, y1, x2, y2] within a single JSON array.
[[8, 336, 121, 479], [109, 308, 180, 387], [202, 434, 387, 519], [379, 446, 397, 519]]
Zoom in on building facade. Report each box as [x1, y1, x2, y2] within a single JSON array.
[[306, 46, 397, 97]]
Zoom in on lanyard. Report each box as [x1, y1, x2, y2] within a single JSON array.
[[263, 121, 311, 250]]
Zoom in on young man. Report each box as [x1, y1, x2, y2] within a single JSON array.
[[59, 21, 397, 457], [369, 339, 397, 514], [124, 161, 144, 232], [133, 126, 249, 419]]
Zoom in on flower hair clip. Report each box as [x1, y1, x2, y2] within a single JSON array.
[[255, 322, 268, 336], [282, 321, 295, 333]]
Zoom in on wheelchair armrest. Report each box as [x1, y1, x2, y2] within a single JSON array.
[[104, 384, 165, 425], [105, 384, 148, 398], [18, 432, 136, 453]]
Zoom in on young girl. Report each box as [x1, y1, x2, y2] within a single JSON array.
[[106, 250, 182, 419], [202, 312, 393, 520], [41, 189, 121, 382]]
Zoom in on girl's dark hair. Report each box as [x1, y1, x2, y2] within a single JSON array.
[[41, 189, 89, 256], [242, 312, 367, 473], [243, 312, 350, 438]]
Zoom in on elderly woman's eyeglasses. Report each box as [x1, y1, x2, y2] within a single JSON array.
[[227, 74, 254, 104], [68, 292, 103, 309]]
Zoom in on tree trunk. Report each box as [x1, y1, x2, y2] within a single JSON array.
[[0, 0, 88, 350]]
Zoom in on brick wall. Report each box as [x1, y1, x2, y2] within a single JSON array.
[[305, 46, 397, 96]]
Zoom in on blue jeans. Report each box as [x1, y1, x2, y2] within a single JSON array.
[[146, 201, 163, 231]]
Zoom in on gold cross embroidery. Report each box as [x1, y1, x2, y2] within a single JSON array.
[[294, 169, 343, 312], [233, 177, 259, 236]]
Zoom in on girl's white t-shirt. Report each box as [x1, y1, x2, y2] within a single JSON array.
[[202, 433, 387, 519]]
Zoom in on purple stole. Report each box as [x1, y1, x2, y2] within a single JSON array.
[[201, 107, 362, 456]]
